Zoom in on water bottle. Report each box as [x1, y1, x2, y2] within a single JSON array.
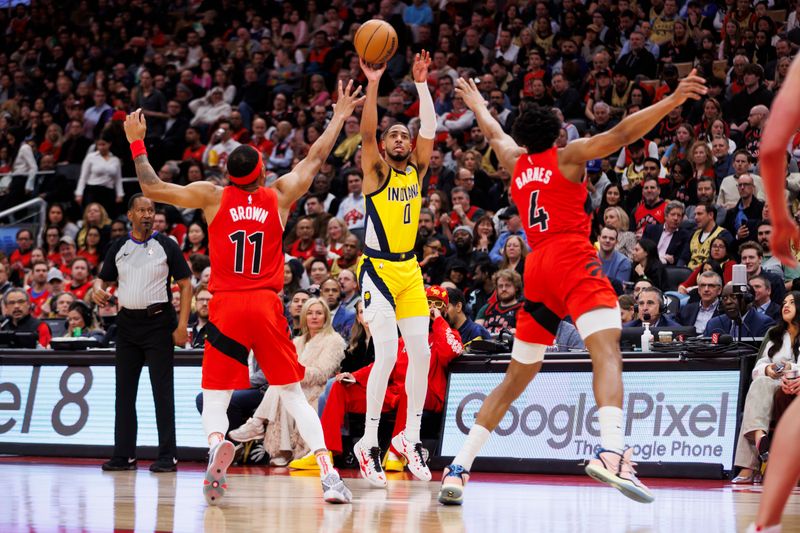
[[72, 327, 83, 338], [641, 322, 653, 352]]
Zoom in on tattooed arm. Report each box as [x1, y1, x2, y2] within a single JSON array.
[[124, 109, 219, 210]]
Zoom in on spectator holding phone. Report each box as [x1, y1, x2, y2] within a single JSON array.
[[731, 291, 800, 484]]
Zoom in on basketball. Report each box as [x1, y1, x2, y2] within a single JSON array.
[[354, 20, 398, 65]]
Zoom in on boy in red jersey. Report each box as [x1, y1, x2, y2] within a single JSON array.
[[439, 72, 707, 506], [123, 81, 365, 506]]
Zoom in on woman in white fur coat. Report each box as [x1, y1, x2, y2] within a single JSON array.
[[230, 297, 345, 466]]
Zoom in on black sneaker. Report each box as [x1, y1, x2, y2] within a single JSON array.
[[149, 458, 178, 473], [102, 457, 137, 471]]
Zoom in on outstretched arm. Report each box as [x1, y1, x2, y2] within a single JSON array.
[[760, 54, 800, 267], [411, 50, 435, 178], [124, 109, 218, 209], [559, 70, 707, 175], [359, 59, 389, 193], [274, 80, 364, 211], [455, 78, 526, 175]]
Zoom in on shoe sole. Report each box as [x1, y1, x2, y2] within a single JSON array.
[[585, 464, 654, 503], [438, 484, 464, 505], [204, 441, 235, 506], [323, 489, 352, 504], [102, 464, 137, 471]]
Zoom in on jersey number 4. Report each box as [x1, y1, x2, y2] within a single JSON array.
[[229, 230, 264, 274], [527, 191, 550, 232]]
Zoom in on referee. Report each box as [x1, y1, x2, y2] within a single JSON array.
[[94, 194, 192, 473]]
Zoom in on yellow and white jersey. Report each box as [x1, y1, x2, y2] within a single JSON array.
[[363, 164, 421, 255]]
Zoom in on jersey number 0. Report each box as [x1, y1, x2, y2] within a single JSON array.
[[229, 230, 264, 274]]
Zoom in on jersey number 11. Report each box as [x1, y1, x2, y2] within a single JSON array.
[[229, 230, 264, 275]]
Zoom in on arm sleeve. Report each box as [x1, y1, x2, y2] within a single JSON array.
[[416, 82, 436, 139], [98, 239, 122, 282], [430, 316, 463, 366]]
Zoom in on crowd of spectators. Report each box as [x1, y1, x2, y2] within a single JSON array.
[[2, 1, 800, 378]]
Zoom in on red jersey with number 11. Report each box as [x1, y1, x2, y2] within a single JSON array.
[[208, 186, 284, 293], [511, 147, 592, 246]]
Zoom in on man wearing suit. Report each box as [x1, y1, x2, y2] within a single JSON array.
[[643, 200, 690, 266], [704, 283, 775, 337], [749, 275, 782, 321], [624, 287, 682, 327], [678, 271, 723, 334]]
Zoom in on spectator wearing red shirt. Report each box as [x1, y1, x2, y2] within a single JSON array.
[[9, 229, 34, 280], [56, 236, 78, 276], [77, 225, 103, 270], [26, 260, 50, 318], [248, 117, 274, 157], [181, 127, 206, 161], [446, 187, 485, 232], [66, 257, 93, 300], [634, 176, 667, 238], [288, 216, 317, 261]]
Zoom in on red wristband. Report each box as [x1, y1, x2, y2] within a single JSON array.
[[130, 139, 147, 159]]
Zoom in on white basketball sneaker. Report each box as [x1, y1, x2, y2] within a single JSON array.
[[391, 431, 432, 481], [585, 447, 654, 503], [228, 417, 265, 442], [353, 437, 387, 488]]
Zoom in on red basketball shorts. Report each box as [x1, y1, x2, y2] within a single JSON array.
[[201, 289, 304, 390], [516, 235, 619, 345]]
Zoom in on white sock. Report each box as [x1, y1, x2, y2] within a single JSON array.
[[452, 425, 491, 471], [315, 450, 335, 477], [278, 383, 327, 452], [399, 316, 431, 443], [598, 406, 624, 453], [201, 389, 233, 446], [364, 311, 399, 447]]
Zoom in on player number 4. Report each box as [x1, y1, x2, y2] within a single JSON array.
[[528, 191, 550, 232], [229, 230, 264, 275]]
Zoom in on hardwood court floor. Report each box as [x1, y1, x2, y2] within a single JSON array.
[[3, 457, 800, 532]]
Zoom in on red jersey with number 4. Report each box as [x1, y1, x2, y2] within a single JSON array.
[[511, 147, 591, 246], [209, 186, 284, 293]]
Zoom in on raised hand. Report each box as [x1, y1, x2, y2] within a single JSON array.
[[124, 108, 147, 143], [454, 77, 487, 112], [670, 69, 708, 105], [412, 50, 431, 83], [332, 80, 366, 118], [360, 58, 387, 83]]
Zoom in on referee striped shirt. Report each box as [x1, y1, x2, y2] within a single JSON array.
[[99, 231, 191, 310]]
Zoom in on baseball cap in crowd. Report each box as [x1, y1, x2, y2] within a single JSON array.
[[59, 235, 76, 247], [498, 206, 519, 220], [447, 259, 469, 274], [47, 267, 64, 282], [453, 225, 473, 237], [426, 285, 450, 307], [586, 159, 603, 173]]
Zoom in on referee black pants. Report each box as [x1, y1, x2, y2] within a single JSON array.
[[113, 307, 177, 461]]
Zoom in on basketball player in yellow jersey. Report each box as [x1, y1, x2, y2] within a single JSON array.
[[354, 51, 436, 487]]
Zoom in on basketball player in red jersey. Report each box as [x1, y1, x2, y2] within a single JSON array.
[[745, 54, 800, 533], [439, 72, 708, 506], [123, 80, 365, 506]]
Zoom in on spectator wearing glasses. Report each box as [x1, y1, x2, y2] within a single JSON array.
[[750, 275, 782, 322], [718, 150, 766, 209], [704, 282, 775, 337], [190, 285, 212, 349], [1, 288, 52, 348], [723, 174, 764, 238], [679, 271, 724, 333]]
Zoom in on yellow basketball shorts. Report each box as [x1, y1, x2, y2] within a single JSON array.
[[357, 255, 428, 321]]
